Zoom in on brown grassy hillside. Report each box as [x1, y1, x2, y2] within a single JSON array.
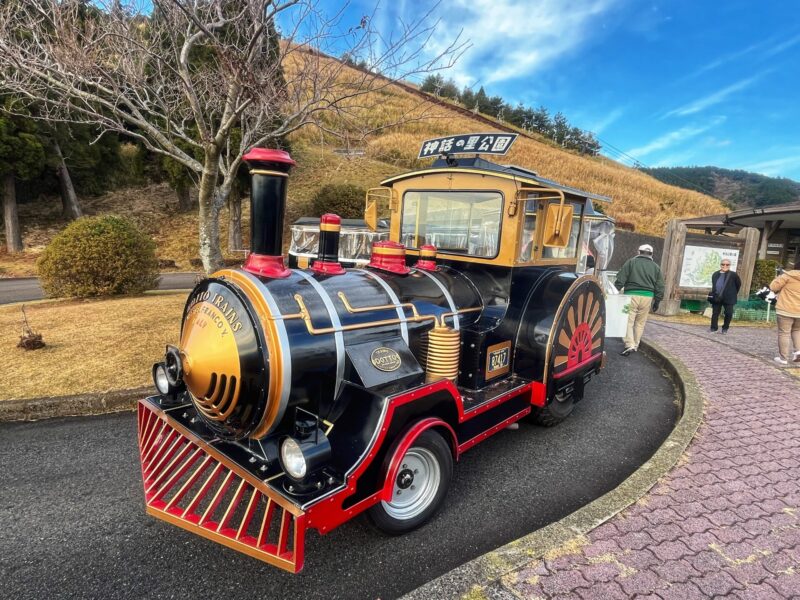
[[0, 58, 725, 276]]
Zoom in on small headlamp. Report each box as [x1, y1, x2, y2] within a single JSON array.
[[278, 431, 332, 482], [153, 363, 171, 395]]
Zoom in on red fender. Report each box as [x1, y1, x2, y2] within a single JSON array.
[[379, 418, 458, 502]]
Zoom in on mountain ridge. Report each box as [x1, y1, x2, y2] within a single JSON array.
[[641, 166, 800, 211]]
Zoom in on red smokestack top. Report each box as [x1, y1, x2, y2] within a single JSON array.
[[368, 240, 410, 274], [414, 244, 438, 271]]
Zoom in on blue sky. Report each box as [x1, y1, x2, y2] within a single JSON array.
[[312, 0, 800, 180]]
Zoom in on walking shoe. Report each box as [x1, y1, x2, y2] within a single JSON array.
[[720, 329, 728, 334], [620, 347, 635, 356], [774, 356, 788, 365], [709, 328, 717, 333], [793, 350, 800, 363]]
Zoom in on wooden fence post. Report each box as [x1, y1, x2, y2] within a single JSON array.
[[737, 227, 760, 297], [658, 219, 686, 316]]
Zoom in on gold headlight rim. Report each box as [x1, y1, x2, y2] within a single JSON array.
[[214, 269, 284, 439]]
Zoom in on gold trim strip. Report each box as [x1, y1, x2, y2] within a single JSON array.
[[319, 223, 341, 232], [372, 246, 406, 256], [146, 505, 297, 572], [249, 169, 288, 177], [183, 463, 224, 518], [147, 433, 183, 481], [165, 455, 214, 510], [218, 479, 248, 532], [141, 420, 169, 465], [237, 489, 261, 540], [258, 498, 274, 546], [278, 508, 290, 554], [151, 447, 204, 498], [200, 470, 235, 525]]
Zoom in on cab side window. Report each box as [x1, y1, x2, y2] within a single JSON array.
[[518, 199, 538, 262]]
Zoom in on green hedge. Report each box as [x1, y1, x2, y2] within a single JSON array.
[[750, 258, 780, 293], [37, 216, 158, 298], [310, 184, 366, 219]]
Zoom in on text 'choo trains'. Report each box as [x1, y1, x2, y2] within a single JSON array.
[[137, 133, 608, 572]]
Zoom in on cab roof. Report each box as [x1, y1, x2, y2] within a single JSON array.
[[380, 156, 611, 204]]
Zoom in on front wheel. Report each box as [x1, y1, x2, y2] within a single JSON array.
[[366, 430, 453, 535], [531, 390, 575, 427]]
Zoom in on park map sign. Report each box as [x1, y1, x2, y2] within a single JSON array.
[[679, 245, 740, 288]]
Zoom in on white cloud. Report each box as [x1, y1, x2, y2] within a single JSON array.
[[689, 40, 767, 78], [401, 0, 622, 87], [664, 75, 761, 118], [587, 107, 625, 135], [762, 32, 800, 57], [744, 155, 800, 177], [626, 116, 726, 158]]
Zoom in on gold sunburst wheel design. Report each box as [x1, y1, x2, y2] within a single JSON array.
[[552, 282, 604, 379]]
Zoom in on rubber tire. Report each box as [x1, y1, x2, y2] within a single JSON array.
[[366, 429, 453, 535], [531, 391, 575, 427]]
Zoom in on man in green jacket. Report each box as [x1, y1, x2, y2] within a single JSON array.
[[615, 244, 665, 356]]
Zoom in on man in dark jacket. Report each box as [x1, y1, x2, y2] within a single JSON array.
[[709, 259, 742, 333], [615, 244, 665, 356]]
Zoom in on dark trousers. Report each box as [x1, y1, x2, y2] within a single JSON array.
[[710, 303, 734, 331]]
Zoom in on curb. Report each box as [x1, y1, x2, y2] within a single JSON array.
[[402, 338, 705, 600], [0, 387, 148, 422]]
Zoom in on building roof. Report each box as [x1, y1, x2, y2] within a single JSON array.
[[682, 201, 800, 231]]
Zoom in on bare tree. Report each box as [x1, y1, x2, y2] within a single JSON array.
[[0, 0, 465, 273]]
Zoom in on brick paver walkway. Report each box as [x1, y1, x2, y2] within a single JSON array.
[[654, 319, 799, 372], [499, 321, 800, 599]]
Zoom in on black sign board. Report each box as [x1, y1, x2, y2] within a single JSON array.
[[417, 133, 518, 159]]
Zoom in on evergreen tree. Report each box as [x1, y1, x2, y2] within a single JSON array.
[[531, 106, 552, 136], [459, 86, 475, 109], [552, 112, 569, 145], [474, 86, 490, 113], [0, 103, 45, 252], [421, 74, 445, 94], [439, 78, 459, 100]]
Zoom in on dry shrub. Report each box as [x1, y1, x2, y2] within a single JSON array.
[[37, 215, 159, 298]]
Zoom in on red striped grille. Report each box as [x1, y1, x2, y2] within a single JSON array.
[[137, 401, 306, 573]]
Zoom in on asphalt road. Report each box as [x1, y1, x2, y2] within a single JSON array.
[[0, 273, 201, 304], [0, 339, 677, 600]]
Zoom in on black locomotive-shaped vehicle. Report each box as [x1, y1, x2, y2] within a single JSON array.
[[138, 134, 608, 572]]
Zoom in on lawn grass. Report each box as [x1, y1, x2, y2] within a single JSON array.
[[2, 292, 186, 400]]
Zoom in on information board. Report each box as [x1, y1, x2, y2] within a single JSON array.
[[679, 245, 740, 288]]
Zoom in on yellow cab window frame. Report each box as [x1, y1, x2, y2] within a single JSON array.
[[398, 188, 506, 261], [535, 196, 585, 265], [515, 190, 584, 266]]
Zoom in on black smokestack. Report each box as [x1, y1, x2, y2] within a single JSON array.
[[241, 148, 296, 278]]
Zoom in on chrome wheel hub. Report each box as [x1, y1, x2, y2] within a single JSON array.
[[382, 447, 440, 520]]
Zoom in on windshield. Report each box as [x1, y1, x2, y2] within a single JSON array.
[[400, 191, 503, 258]]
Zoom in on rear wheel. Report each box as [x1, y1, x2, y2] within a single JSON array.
[[532, 391, 575, 427], [367, 429, 453, 535]]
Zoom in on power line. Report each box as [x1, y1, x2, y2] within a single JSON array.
[[592, 133, 723, 200]]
